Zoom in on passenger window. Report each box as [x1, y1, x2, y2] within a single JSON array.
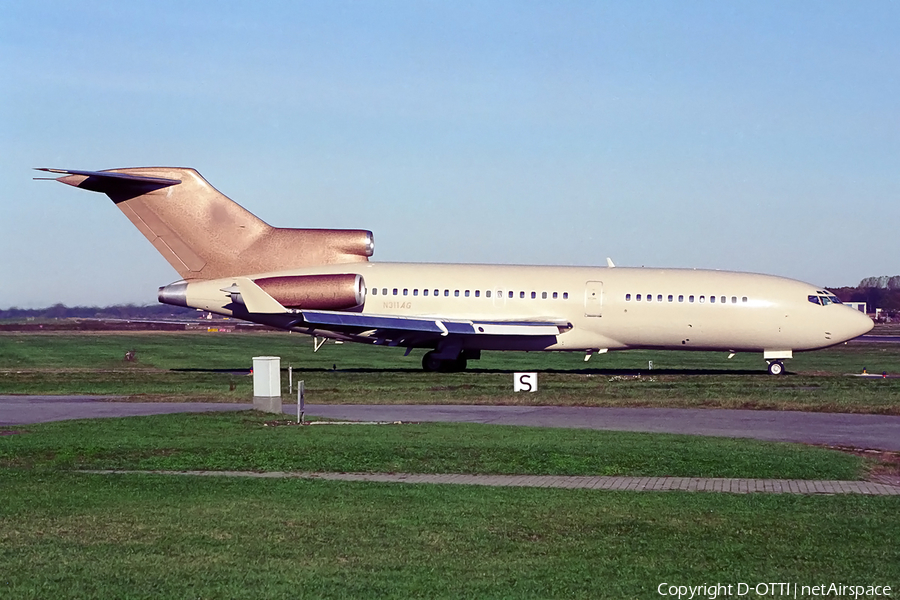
[[393, 289, 398, 296], [668, 295, 673, 302], [626, 294, 631, 301], [382, 288, 387, 295], [509, 291, 514, 299], [657, 294, 662, 302], [720, 296, 726, 304], [520, 291, 525, 299], [542, 292, 547, 299], [689, 295, 694, 303], [553, 292, 558, 299], [647, 294, 652, 302], [742, 297, 748, 303], [636, 294, 642, 301], [434, 289, 439, 296], [531, 292, 536, 299], [486, 291, 491, 298], [444, 290, 449, 297], [475, 290, 480, 297], [372, 288, 377, 296], [454, 290, 460, 297], [465, 290, 470, 297], [678, 295, 684, 302], [423, 289, 428, 296], [403, 289, 408, 296], [710, 296, 716, 304], [563, 292, 568, 299], [414, 289, 419, 296], [731, 296, 737, 304], [700, 296, 705, 303]]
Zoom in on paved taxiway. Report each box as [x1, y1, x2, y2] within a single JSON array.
[[2, 396, 900, 451], [305, 404, 900, 451], [0, 395, 247, 425]]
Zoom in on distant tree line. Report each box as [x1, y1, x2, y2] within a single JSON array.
[[0, 303, 198, 321], [829, 275, 900, 316], [858, 276, 900, 290]]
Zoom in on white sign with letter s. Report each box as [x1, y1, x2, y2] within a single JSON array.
[[514, 372, 538, 392]]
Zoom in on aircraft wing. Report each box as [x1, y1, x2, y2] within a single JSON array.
[[226, 277, 569, 344]]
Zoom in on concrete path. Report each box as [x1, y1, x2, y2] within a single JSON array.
[[303, 404, 900, 451], [84, 470, 900, 495]]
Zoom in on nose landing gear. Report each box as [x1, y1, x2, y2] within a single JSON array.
[[767, 360, 785, 376]]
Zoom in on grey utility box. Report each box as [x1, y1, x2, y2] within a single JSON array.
[[252, 356, 282, 414]]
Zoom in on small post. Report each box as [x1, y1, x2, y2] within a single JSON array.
[[288, 365, 293, 395], [297, 380, 305, 423], [648, 360, 653, 370]]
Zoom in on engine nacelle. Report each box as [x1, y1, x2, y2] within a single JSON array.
[[254, 274, 366, 310], [273, 229, 374, 260]]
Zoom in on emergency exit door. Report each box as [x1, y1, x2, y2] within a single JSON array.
[[584, 281, 603, 317]]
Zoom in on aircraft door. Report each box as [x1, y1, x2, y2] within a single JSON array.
[[584, 281, 603, 317], [492, 288, 507, 310]]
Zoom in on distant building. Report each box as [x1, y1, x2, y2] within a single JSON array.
[[845, 302, 867, 313]]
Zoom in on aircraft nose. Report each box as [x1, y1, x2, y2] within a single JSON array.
[[842, 307, 874, 341]]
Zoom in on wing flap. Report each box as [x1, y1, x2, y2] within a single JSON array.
[[299, 310, 568, 337]]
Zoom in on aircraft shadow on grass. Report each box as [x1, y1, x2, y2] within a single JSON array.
[[171, 367, 769, 376]]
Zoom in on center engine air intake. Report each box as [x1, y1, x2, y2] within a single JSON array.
[[254, 274, 366, 310]]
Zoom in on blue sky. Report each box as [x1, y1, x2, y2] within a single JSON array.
[[2, 1, 898, 308]]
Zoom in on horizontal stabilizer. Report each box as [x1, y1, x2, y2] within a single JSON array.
[[35, 168, 181, 198]]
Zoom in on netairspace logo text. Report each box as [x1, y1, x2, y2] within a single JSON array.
[[657, 582, 892, 599]]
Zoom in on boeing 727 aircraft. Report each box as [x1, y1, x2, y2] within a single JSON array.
[[38, 167, 873, 374]]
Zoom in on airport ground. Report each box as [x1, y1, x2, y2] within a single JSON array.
[[1, 330, 900, 413], [1, 330, 899, 597]]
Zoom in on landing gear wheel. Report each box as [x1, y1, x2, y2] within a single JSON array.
[[422, 351, 442, 372], [767, 360, 785, 376], [422, 351, 468, 372]]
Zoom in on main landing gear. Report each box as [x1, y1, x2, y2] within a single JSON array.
[[767, 360, 785, 376], [422, 350, 467, 373]]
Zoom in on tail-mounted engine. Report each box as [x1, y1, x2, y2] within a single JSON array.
[[253, 274, 366, 310]]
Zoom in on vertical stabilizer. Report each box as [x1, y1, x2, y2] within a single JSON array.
[[37, 167, 374, 280]]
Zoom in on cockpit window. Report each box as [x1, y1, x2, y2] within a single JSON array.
[[810, 292, 843, 306]]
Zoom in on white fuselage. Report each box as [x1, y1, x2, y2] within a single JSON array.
[[179, 262, 874, 355]]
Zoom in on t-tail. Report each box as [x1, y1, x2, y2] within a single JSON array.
[[35, 167, 374, 281]]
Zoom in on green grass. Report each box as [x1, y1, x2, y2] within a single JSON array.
[[1, 470, 898, 599], [2, 332, 900, 413], [0, 413, 898, 598], [0, 412, 866, 480]]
